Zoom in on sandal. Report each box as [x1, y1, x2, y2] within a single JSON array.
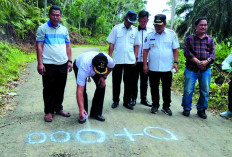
[[44, 113, 53, 122], [57, 110, 71, 117]]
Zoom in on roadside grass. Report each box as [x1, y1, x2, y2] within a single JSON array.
[[0, 42, 36, 115]]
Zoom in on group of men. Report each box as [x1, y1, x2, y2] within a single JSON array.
[[36, 5, 232, 123]]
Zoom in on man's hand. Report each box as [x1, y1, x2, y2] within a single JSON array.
[[143, 64, 149, 74], [68, 62, 72, 72], [197, 60, 208, 70], [171, 63, 178, 72], [97, 77, 106, 88], [79, 109, 88, 121], [37, 63, 46, 75]]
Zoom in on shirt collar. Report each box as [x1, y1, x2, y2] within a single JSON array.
[[122, 23, 132, 30], [193, 33, 209, 39], [154, 28, 166, 35], [138, 26, 147, 31], [47, 20, 60, 28]]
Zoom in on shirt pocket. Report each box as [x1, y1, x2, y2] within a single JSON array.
[[149, 41, 156, 48], [164, 41, 172, 48], [116, 32, 124, 43], [130, 35, 135, 44]]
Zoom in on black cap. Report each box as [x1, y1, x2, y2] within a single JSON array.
[[92, 53, 108, 74], [126, 10, 137, 23], [154, 14, 166, 25]]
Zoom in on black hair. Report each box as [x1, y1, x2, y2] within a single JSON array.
[[195, 17, 207, 26], [139, 10, 149, 19], [49, 5, 61, 15]]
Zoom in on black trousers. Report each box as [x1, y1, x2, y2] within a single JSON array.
[[149, 71, 172, 108], [112, 64, 136, 104], [132, 62, 149, 101], [73, 61, 105, 116], [42, 63, 68, 114], [228, 80, 232, 111]]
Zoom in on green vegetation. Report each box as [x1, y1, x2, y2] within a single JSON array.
[[0, 42, 36, 104]]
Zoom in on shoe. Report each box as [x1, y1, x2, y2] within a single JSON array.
[[182, 110, 190, 117], [44, 113, 53, 122], [197, 110, 207, 119], [151, 106, 158, 114], [78, 119, 86, 124], [141, 100, 152, 107], [111, 102, 119, 108], [161, 108, 172, 116], [57, 110, 71, 117], [220, 110, 232, 117], [123, 103, 134, 110], [90, 115, 105, 122], [130, 99, 136, 106]]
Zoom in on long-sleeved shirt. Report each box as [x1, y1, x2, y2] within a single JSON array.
[[184, 34, 215, 72]]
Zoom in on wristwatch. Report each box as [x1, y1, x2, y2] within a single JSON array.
[[207, 58, 212, 63], [174, 61, 179, 64], [68, 60, 72, 63]]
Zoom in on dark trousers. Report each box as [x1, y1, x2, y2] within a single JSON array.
[[149, 71, 172, 108], [228, 80, 232, 111], [132, 62, 149, 101], [112, 64, 136, 104], [42, 63, 68, 114], [73, 61, 105, 116]]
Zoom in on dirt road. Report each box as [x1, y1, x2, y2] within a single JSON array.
[[0, 47, 231, 157]]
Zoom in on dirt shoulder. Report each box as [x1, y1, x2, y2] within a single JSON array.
[[0, 47, 232, 157]]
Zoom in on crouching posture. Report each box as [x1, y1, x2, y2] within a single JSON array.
[[73, 51, 115, 123]]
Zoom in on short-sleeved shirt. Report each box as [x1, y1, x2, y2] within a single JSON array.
[[144, 28, 180, 72], [106, 23, 141, 64], [137, 27, 153, 62], [75, 51, 115, 86], [36, 20, 70, 65]]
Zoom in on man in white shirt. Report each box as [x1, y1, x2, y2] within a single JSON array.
[[143, 14, 179, 116], [107, 10, 140, 110], [73, 51, 115, 123], [220, 51, 232, 117], [130, 10, 152, 107]]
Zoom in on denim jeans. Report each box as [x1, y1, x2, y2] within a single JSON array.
[[181, 68, 211, 111]]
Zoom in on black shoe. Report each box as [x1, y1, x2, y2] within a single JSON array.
[[161, 107, 172, 116], [123, 103, 134, 110], [151, 106, 158, 114], [141, 100, 152, 107], [90, 115, 105, 122], [78, 119, 86, 124], [111, 102, 119, 108], [197, 110, 207, 119], [182, 110, 190, 117], [130, 99, 136, 106]]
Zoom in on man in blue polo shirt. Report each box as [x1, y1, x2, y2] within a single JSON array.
[[36, 5, 72, 122]]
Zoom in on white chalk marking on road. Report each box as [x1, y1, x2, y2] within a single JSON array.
[[50, 131, 71, 143], [114, 128, 144, 142], [27, 132, 47, 144], [143, 126, 178, 141], [75, 129, 106, 144]]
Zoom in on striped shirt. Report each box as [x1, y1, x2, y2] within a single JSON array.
[[184, 34, 215, 72], [36, 20, 70, 65]]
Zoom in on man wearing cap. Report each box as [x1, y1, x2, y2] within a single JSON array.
[[107, 10, 141, 110], [36, 5, 72, 122], [73, 51, 115, 123], [130, 10, 152, 107], [143, 14, 179, 116]]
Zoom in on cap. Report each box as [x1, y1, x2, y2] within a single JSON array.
[[126, 10, 137, 23], [92, 53, 108, 75], [154, 14, 166, 25]]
